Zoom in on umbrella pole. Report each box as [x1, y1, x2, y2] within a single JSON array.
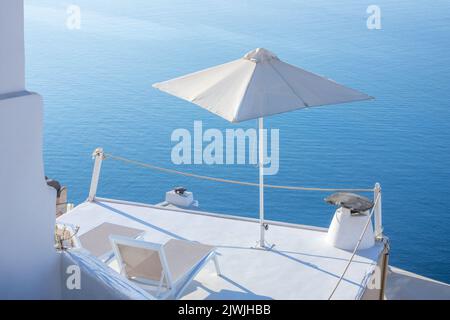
[[258, 117, 265, 247]]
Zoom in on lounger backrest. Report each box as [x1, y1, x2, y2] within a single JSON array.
[[110, 236, 173, 288], [117, 244, 162, 280], [79, 222, 144, 259]]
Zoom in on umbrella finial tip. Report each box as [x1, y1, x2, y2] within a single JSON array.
[[244, 48, 278, 63]]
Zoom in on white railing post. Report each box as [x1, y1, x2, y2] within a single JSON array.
[[374, 182, 383, 240], [88, 147, 104, 202]]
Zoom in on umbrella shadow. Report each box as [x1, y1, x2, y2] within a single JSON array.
[[213, 244, 364, 287], [181, 276, 272, 300], [95, 201, 187, 240]]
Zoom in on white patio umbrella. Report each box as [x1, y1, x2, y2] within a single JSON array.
[[153, 48, 373, 247]]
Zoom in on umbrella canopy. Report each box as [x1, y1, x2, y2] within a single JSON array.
[[153, 48, 373, 123], [152, 48, 373, 248]]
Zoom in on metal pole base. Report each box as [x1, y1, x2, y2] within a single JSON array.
[[254, 240, 275, 250]]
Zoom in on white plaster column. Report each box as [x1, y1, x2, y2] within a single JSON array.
[[0, 0, 60, 299]]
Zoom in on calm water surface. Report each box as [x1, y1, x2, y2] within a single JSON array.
[[24, 0, 450, 282]]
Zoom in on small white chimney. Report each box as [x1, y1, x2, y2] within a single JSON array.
[[326, 207, 375, 250], [324, 192, 375, 251]]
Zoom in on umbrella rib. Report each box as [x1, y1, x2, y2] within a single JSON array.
[[232, 62, 257, 122], [268, 60, 310, 108]]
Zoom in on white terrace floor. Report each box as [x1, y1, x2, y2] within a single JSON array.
[[57, 198, 384, 300]]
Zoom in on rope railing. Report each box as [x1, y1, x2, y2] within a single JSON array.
[[327, 192, 381, 300], [89, 148, 384, 299], [104, 153, 374, 193]]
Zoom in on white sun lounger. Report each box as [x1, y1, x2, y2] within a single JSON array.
[[77, 222, 145, 262], [110, 235, 221, 299]]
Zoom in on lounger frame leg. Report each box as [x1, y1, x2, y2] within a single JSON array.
[[213, 254, 221, 276], [174, 252, 218, 300]]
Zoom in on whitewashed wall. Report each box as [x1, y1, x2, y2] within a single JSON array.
[[0, 0, 60, 299], [0, 0, 25, 95]]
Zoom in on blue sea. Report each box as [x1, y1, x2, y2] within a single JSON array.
[[24, 0, 450, 283]]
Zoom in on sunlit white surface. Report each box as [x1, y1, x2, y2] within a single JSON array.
[[58, 198, 383, 299]]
